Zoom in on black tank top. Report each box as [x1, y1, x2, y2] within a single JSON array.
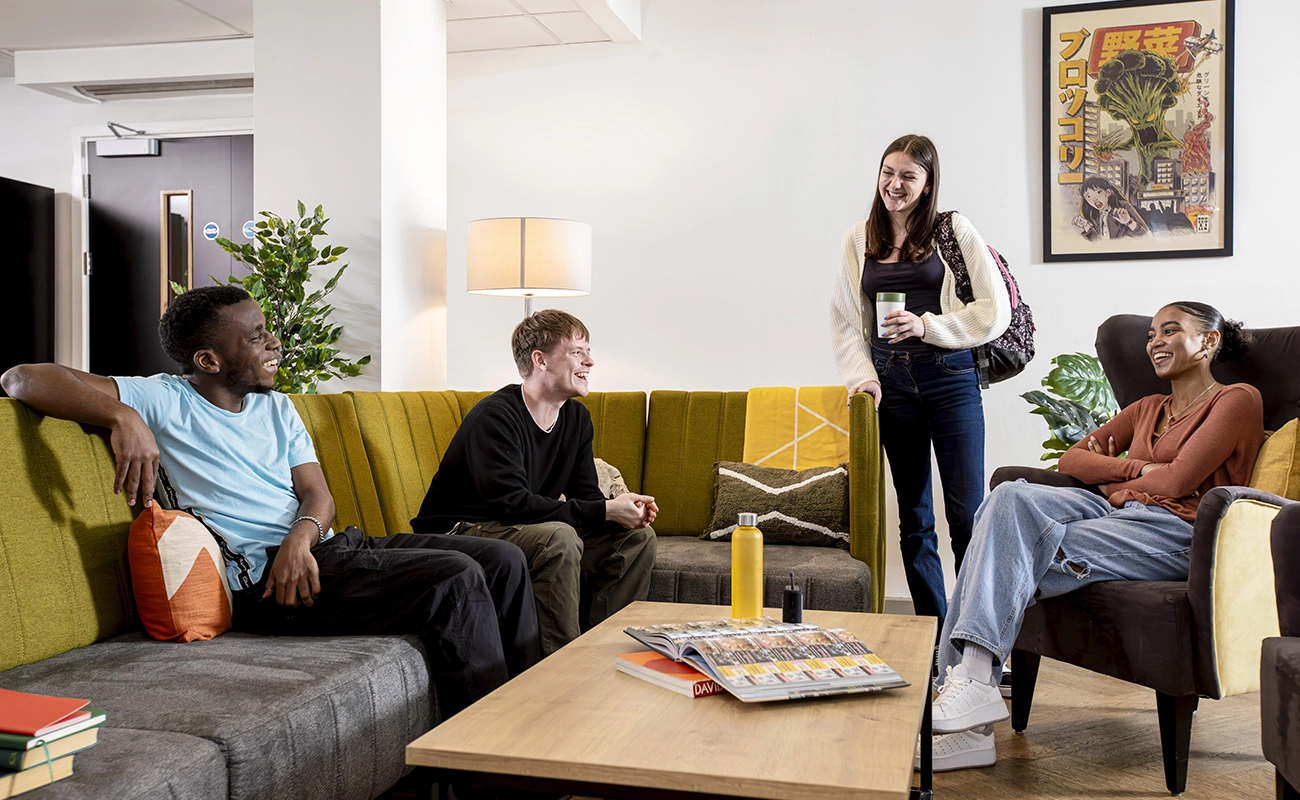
[[861, 251, 945, 353]]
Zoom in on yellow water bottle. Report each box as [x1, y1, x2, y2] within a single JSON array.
[[731, 512, 763, 618]]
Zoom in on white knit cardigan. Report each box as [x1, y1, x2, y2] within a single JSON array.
[[830, 212, 1012, 390]]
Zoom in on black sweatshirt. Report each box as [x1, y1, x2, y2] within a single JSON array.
[[411, 385, 606, 533]]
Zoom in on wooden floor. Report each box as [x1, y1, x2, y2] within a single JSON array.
[[387, 656, 1273, 800], [926, 658, 1272, 799]]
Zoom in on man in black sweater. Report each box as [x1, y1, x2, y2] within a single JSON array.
[[412, 310, 658, 656]]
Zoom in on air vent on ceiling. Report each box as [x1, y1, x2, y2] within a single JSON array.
[[74, 77, 254, 100]]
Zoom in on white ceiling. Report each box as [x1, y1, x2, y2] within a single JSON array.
[[0, 0, 252, 51], [0, 0, 630, 73], [445, 0, 614, 52]]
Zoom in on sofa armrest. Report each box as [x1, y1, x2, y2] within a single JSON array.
[[848, 393, 885, 613], [1187, 486, 1294, 698], [1273, 503, 1300, 638], [989, 466, 1100, 493]]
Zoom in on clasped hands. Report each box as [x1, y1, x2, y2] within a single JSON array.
[[1086, 434, 1165, 496], [608, 492, 658, 529]]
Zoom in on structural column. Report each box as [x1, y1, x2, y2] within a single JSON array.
[[254, 0, 447, 391]]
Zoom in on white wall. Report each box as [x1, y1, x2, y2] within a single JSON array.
[[447, 0, 1300, 602]]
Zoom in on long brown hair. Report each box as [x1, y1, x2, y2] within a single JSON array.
[[865, 134, 940, 263]]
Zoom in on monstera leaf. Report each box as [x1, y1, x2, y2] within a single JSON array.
[[1021, 353, 1120, 467], [1042, 353, 1118, 419]]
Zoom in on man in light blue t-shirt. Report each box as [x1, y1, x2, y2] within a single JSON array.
[[1, 286, 538, 717]]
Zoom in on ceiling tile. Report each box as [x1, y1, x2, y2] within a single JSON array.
[[448, 15, 557, 52], [514, 0, 578, 13], [533, 11, 607, 45], [444, 0, 524, 21], [0, 0, 243, 50], [181, 0, 253, 34]]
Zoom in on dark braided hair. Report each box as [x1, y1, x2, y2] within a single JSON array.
[[1167, 301, 1253, 363], [159, 286, 253, 373]]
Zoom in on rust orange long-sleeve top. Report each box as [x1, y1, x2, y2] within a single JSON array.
[[1058, 383, 1265, 521]]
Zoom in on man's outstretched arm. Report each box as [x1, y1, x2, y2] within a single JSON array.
[[1, 363, 159, 506], [263, 462, 337, 609]]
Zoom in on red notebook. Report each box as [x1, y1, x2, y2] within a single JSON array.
[[0, 689, 91, 737], [615, 651, 722, 698]]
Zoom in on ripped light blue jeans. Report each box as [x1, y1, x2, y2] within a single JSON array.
[[937, 480, 1194, 677]]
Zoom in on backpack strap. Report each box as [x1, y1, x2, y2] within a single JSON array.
[[933, 210, 991, 388], [933, 211, 975, 305]]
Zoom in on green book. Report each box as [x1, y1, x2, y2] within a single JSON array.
[[0, 728, 99, 771], [0, 711, 106, 751]]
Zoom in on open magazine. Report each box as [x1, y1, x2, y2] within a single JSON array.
[[624, 616, 908, 703]]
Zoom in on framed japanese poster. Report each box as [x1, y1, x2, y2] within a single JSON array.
[[1043, 0, 1234, 261]]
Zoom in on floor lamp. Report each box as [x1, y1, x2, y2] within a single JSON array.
[[466, 217, 592, 317]]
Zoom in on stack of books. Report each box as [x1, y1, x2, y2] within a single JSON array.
[[0, 688, 105, 798]]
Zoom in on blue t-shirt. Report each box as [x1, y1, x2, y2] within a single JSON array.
[[114, 374, 326, 589]]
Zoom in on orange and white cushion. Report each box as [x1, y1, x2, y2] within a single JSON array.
[[128, 506, 232, 642]]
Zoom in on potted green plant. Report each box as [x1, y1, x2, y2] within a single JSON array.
[[176, 201, 370, 394], [1021, 353, 1119, 467]]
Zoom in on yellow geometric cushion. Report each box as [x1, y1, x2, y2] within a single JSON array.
[[1248, 419, 1300, 500], [128, 506, 231, 642], [742, 386, 850, 470]]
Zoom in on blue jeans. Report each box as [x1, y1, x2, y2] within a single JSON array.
[[873, 347, 985, 625], [938, 480, 1195, 676]]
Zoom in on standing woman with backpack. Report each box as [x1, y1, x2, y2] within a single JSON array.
[[830, 134, 1012, 628]]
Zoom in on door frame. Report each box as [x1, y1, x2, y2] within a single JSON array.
[[68, 117, 253, 370]]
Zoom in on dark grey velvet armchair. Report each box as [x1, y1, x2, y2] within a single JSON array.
[[1265, 503, 1300, 800], [991, 314, 1300, 795]]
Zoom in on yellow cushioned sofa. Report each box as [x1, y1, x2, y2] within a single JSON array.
[[297, 390, 885, 614], [0, 390, 881, 800]]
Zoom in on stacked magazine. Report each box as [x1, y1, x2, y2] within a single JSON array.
[[624, 616, 908, 703]]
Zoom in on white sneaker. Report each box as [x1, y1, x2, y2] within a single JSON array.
[[931, 664, 1009, 733], [914, 726, 996, 772]]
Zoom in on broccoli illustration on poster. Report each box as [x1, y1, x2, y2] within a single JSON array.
[[1043, 0, 1234, 261]]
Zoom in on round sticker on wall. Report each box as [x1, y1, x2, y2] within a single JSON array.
[[242, 220, 256, 239], [203, 222, 219, 241]]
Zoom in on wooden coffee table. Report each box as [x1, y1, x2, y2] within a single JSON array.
[[407, 601, 937, 800]]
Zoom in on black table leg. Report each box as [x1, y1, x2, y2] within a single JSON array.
[[912, 687, 933, 800]]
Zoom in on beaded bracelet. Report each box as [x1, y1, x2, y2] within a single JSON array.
[[292, 515, 327, 543]]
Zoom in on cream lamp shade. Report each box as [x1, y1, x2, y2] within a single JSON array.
[[467, 217, 592, 316]]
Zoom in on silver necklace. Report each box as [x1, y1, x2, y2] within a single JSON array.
[[1169, 381, 1218, 422]]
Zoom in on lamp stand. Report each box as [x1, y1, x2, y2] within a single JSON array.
[[524, 294, 533, 318]]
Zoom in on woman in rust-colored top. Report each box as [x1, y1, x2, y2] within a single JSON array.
[[919, 301, 1265, 771]]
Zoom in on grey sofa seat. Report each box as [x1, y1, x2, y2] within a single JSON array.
[[28, 728, 227, 800], [648, 536, 871, 613], [0, 632, 431, 800]]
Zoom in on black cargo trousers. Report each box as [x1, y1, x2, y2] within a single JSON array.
[[232, 528, 540, 717]]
